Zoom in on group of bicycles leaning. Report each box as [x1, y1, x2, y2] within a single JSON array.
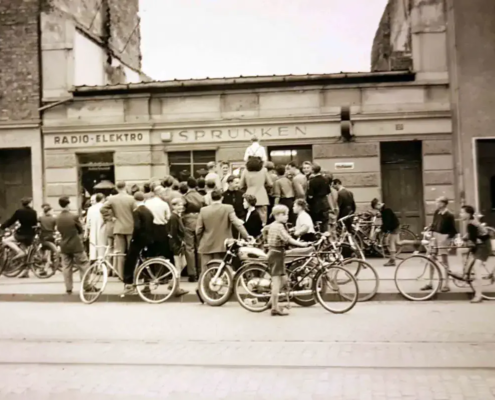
[[1, 195, 494, 310]]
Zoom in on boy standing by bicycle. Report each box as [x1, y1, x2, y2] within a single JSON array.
[[56, 196, 92, 295], [265, 205, 308, 316]]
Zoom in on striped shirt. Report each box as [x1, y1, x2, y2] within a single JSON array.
[[266, 221, 292, 248]]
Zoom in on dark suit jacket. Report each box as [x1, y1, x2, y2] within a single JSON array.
[[168, 212, 185, 255], [222, 189, 246, 219], [307, 175, 331, 213], [132, 205, 154, 245], [56, 210, 84, 254], [337, 188, 356, 220], [244, 209, 263, 238]]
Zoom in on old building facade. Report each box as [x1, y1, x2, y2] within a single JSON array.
[[42, 72, 452, 234], [0, 0, 145, 218]]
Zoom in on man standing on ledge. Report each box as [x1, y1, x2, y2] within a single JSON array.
[[244, 136, 267, 163], [205, 162, 222, 191]]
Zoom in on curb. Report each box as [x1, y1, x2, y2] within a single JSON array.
[[0, 292, 476, 303]]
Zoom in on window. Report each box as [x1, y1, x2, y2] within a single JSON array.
[[268, 145, 313, 167], [77, 152, 115, 211], [169, 150, 216, 181]]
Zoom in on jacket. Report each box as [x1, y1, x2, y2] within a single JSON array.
[[222, 189, 246, 219], [1, 206, 38, 241], [56, 210, 84, 254], [168, 212, 185, 255], [132, 205, 154, 245], [196, 203, 248, 254], [337, 188, 356, 220], [431, 209, 457, 238], [100, 192, 135, 235], [307, 174, 330, 213], [240, 169, 273, 206], [244, 208, 263, 238], [380, 206, 400, 233]]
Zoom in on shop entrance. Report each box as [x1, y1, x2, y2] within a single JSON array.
[[77, 152, 115, 210], [476, 139, 495, 227], [380, 141, 424, 235], [0, 148, 32, 221], [268, 145, 313, 167]]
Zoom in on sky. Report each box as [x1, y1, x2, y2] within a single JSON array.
[[139, 0, 388, 81]]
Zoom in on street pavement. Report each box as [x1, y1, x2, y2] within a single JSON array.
[[0, 256, 480, 303], [0, 301, 495, 399]]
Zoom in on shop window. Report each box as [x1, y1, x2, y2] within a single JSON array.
[[268, 145, 313, 167], [169, 150, 216, 181], [77, 152, 115, 210]]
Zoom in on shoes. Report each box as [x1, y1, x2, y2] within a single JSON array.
[[122, 284, 136, 295], [420, 284, 433, 291], [18, 273, 29, 279], [141, 286, 151, 294], [84, 286, 98, 293], [440, 286, 451, 293], [66, 290, 72, 295], [471, 294, 483, 303], [383, 260, 396, 267], [188, 276, 197, 283], [270, 308, 289, 316], [174, 288, 189, 298]]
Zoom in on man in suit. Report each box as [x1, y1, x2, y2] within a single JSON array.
[[122, 192, 154, 294], [100, 181, 135, 277], [196, 189, 251, 271], [56, 196, 93, 295], [333, 179, 356, 231], [307, 164, 331, 232]]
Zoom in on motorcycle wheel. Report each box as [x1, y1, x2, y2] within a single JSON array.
[[198, 261, 234, 307]]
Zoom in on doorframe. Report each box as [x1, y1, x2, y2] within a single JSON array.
[[471, 137, 495, 213]]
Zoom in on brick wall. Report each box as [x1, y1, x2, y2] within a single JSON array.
[[0, 0, 41, 121], [46, 0, 142, 70]]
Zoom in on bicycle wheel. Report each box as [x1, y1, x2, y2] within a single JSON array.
[[394, 255, 442, 301], [348, 234, 366, 261], [31, 242, 58, 279], [135, 258, 177, 304], [1, 247, 25, 278], [198, 261, 234, 306], [313, 265, 358, 313], [79, 261, 108, 304], [340, 258, 379, 302], [474, 258, 495, 301], [234, 263, 272, 313]]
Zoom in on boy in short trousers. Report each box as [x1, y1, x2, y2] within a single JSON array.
[[265, 205, 309, 316]]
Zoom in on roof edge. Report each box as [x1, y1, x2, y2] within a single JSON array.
[[72, 71, 415, 96]]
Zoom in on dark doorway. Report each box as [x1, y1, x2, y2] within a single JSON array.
[[0, 148, 32, 221], [78, 153, 115, 211], [268, 145, 313, 167], [476, 139, 495, 227], [380, 141, 424, 235]]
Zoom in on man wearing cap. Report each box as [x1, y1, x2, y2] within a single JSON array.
[[205, 162, 222, 191], [244, 136, 267, 163]]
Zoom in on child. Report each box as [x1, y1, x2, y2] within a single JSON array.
[[168, 198, 188, 297], [265, 205, 309, 316], [39, 203, 57, 243], [293, 199, 316, 242]]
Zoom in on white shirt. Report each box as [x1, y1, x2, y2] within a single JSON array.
[[244, 143, 267, 162], [145, 196, 171, 225], [296, 211, 315, 234]]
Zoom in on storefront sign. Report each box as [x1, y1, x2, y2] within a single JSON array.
[[335, 162, 354, 170], [45, 132, 149, 148], [162, 123, 339, 143]]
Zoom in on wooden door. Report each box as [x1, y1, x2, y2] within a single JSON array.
[[381, 141, 424, 235], [0, 149, 32, 221], [476, 140, 495, 227]]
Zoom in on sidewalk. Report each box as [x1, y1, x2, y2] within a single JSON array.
[[0, 257, 477, 303]]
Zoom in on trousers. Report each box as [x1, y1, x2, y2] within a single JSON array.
[[183, 213, 200, 277], [61, 252, 90, 292]]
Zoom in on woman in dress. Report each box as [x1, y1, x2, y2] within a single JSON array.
[[240, 157, 273, 225], [460, 205, 492, 303]]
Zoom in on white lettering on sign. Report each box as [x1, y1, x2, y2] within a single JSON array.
[[335, 162, 354, 170], [164, 125, 309, 143], [46, 132, 149, 148]]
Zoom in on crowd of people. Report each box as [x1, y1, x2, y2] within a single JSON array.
[[0, 136, 492, 310]]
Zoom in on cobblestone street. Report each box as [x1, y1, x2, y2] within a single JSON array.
[[0, 302, 494, 399]]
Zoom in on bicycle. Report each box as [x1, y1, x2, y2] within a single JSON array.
[[0, 228, 59, 279], [394, 231, 495, 301], [233, 235, 359, 314], [80, 245, 178, 304]]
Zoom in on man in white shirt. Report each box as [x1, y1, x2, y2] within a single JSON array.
[[145, 186, 172, 260], [204, 162, 222, 191], [244, 136, 267, 163]]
